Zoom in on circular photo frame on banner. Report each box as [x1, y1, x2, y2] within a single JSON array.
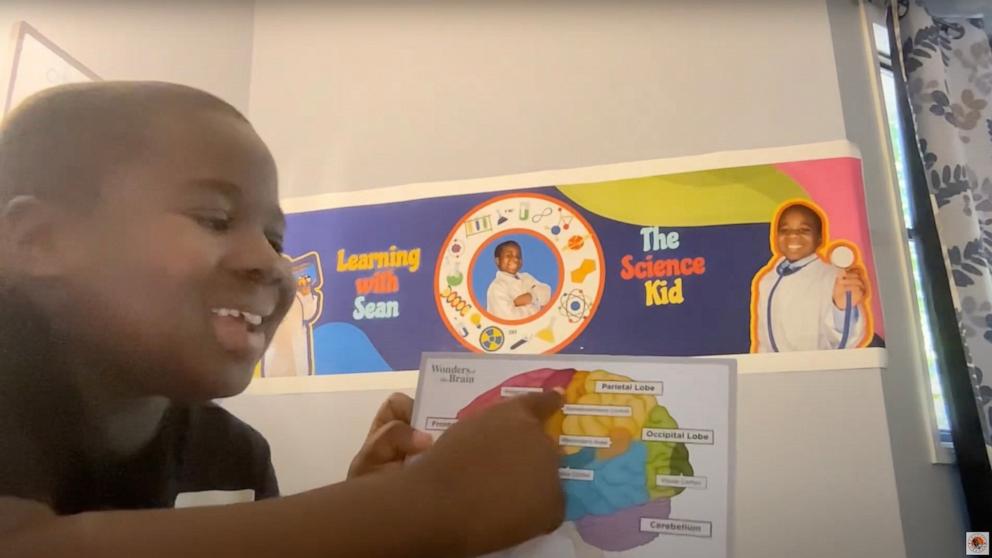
[[434, 192, 605, 354]]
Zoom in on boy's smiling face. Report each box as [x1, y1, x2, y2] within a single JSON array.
[[776, 206, 822, 263], [53, 108, 295, 401], [495, 244, 522, 275]]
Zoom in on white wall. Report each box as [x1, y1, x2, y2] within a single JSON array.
[[0, 0, 255, 113], [248, 0, 846, 198], [235, 1, 965, 557]]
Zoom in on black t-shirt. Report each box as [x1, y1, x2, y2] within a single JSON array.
[[0, 296, 277, 514], [53, 403, 279, 514]]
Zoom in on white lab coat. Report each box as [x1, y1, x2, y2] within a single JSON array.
[[486, 270, 552, 320], [262, 291, 320, 376], [754, 254, 866, 352]]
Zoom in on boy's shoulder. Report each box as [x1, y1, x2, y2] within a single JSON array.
[[518, 271, 546, 286], [488, 270, 509, 287], [166, 402, 279, 502], [174, 402, 265, 449], [51, 402, 278, 514]]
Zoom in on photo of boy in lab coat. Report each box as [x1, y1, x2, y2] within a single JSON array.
[[486, 240, 552, 320], [262, 274, 320, 376], [752, 203, 868, 352]]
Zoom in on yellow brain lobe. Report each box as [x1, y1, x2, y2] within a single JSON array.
[[561, 370, 658, 450]]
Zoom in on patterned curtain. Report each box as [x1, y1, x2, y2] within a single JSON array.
[[891, 0, 992, 453]]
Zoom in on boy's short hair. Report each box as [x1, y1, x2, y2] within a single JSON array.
[[0, 81, 248, 210], [778, 203, 823, 242], [494, 240, 521, 259]]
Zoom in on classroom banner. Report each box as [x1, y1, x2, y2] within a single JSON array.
[[259, 141, 884, 379]]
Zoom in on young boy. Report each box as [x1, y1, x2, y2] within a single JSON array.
[[0, 82, 565, 557], [752, 202, 868, 352], [486, 240, 552, 320]]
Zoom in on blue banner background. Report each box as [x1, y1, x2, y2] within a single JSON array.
[[284, 187, 770, 373]]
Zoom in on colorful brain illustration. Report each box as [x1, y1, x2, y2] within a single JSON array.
[[456, 368, 693, 552]]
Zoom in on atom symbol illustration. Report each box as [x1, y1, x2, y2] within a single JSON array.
[[559, 289, 591, 323]]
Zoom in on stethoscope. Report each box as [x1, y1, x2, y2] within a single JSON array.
[[767, 246, 856, 352]]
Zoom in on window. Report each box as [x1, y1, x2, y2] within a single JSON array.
[[872, 21, 952, 440]]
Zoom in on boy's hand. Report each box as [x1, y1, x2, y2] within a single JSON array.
[[832, 266, 867, 309], [348, 393, 432, 479], [513, 292, 533, 307], [408, 389, 565, 557], [297, 276, 312, 296]]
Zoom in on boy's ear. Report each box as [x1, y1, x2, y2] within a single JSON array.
[[0, 195, 72, 277]]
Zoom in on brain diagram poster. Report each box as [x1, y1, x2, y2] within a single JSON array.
[[413, 353, 735, 558], [260, 141, 884, 379]]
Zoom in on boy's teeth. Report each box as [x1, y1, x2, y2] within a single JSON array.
[[212, 308, 263, 325], [243, 313, 263, 326]]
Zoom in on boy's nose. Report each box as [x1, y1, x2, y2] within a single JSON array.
[[243, 260, 290, 285], [229, 231, 288, 285]]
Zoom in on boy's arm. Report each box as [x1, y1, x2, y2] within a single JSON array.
[[299, 291, 320, 321], [1, 469, 452, 558], [822, 302, 866, 349], [1, 390, 565, 558], [520, 273, 551, 307], [488, 283, 532, 319], [823, 267, 868, 349]]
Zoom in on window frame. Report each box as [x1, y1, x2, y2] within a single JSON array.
[[864, 4, 955, 463]]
